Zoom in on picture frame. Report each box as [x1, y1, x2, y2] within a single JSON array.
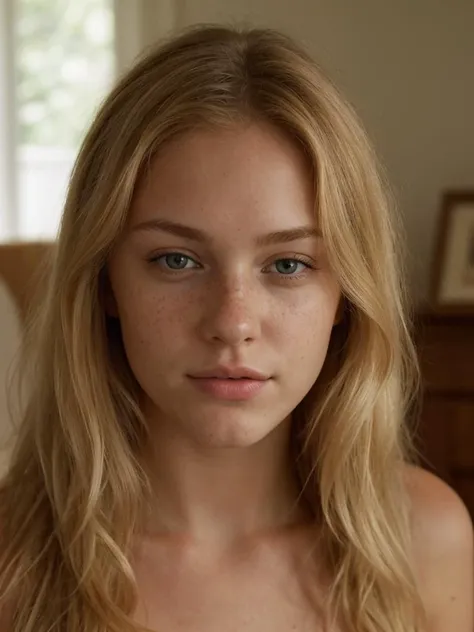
[[431, 190, 474, 312]]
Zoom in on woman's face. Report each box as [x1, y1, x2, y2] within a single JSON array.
[[107, 121, 341, 449]]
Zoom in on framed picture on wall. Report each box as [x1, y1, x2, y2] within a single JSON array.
[[431, 190, 474, 311]]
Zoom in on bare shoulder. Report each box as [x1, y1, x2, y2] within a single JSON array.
[[403, 464, 473, 632], [404, 464, 473, 539]]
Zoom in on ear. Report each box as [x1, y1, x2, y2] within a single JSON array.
[[100, 268, 119, 318], [333, 295, 345, 326], [104, 288, 119, 318]]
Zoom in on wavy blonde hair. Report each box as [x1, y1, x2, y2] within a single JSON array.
[[0, 24, 425, 632]]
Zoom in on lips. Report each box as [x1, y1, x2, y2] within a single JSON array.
[[190, 366, 270, 381], [188, 374, 269, 400], [187, 366, 271, 401]]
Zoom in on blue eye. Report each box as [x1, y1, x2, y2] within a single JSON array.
[[148, 252, 315, 281], [268, 257, 315, 281], [273, 259, 308, 275], [151, 253, 198, 270]]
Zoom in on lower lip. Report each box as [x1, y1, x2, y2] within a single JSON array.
[[188, 377, 269, 400]]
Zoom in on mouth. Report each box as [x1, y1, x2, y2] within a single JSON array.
[[187, 375, 269, 401], [189, 366, 271, 381]]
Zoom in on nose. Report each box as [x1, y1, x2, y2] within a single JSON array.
[[198, 276, 262, 347]]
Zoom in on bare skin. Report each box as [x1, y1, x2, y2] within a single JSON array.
[[130, 523, 332, 632], [107, 122, 473, 631], [130, 466, 473, 632], [407, 466, 473, 632]]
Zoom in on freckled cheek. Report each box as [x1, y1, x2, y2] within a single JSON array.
[[276, 298, 336, 354], [118, 288, 192, 349]]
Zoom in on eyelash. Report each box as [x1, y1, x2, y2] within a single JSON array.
[[147, 252, 317, 282]]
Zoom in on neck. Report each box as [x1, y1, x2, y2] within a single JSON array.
[[138, 414, 308, 547]]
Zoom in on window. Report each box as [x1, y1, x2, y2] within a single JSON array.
[[0, 0, 117, 241]]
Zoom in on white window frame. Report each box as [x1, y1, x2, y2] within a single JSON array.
[[0, 0, 179, 241], [0, 0, 18, 237]]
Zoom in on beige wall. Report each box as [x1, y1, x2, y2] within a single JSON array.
[[136, 0, 474, 304]]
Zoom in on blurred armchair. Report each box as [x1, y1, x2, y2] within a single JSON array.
[[0, 241, 54, 474]]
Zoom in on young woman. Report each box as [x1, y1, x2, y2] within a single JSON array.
[[0, 24, 472, 632]]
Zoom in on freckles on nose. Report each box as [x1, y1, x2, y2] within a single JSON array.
[[191, 278, 264, 344], [212, 282, 255, 313]]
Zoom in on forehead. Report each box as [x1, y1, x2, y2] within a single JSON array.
[[129, 121, 317, 236]]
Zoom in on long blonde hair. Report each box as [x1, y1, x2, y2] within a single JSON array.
[[0, 24, 425, 631]]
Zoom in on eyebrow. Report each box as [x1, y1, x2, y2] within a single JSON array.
[[131, 219, 322, 246]]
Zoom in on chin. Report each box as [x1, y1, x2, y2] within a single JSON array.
[[187, 412, 280, 450]]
